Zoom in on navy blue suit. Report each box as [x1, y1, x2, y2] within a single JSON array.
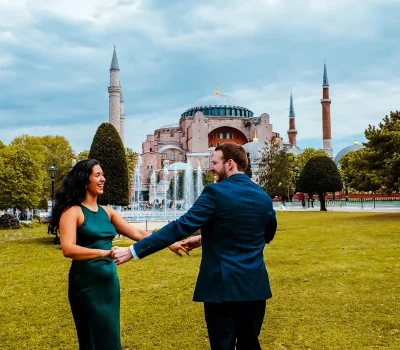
[[134, 173, 277, 349]]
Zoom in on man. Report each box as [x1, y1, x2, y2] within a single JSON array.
[[113, 143, 277, 350]]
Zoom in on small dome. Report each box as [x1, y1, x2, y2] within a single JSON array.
[[157, 145, 185, 153], [287, 147, 304, 156], [160, 123, 180, 128], [242, 141, 266, 163], [167, 162, 193, 171], [334, 144, 364, 165], [192, 93, 235, 108]]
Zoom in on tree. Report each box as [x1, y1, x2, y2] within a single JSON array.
[[89, 123, 129, 206], [363, 111, 400, 193], [10, 135, 75, 199], [245, 152, 252, 178], [77, 150, 90, 161], [126, 148, 138, 189], [295, 148, 328, 170], [40, 136, 75, 197], [338, 111, 400, 194], [257, 137, 295, 199], [0, 140, 6, 149], [298, 156, 342, 211], [0, 146, 44, 210], [167, 171, 184, 200], [339, 149, 381, 193], [202, 170, 215, 186]]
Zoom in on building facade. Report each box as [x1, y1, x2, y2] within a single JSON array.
[[105, 48, 333, 200]]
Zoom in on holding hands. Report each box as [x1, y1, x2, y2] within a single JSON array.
[[112, 235, 202, 265]]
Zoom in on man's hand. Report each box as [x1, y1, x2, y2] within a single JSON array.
[[112, 246, 133, 265], [168, 242, 189, 257], [181, 236, 202, 251]]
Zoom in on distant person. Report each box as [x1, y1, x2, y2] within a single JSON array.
[[112, 143, 277, 350], [49, 159, 186, 349]]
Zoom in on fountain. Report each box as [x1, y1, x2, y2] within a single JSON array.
[[150, 170, 157, 207], [163, 165, 169, 219], [184, 161, 194, 210], [173, 169, 178, 219], [196, 165, 204, 198], [121, 158, 207, 222], [133, 155, 143, 219]]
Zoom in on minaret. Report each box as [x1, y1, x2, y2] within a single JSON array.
[[287, 91, 297, 147], [120, 83, 125, 143], [321, 59, 333, 158], [108, 45, 121, 134]]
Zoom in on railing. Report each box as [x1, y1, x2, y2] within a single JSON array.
[[273, 198, 400, 210]]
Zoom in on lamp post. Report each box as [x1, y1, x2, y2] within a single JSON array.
[[48, 165, 57, 211]]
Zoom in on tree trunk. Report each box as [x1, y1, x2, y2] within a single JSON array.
[[318, 193, 327, 211]]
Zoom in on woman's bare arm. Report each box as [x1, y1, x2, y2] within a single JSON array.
[[60, 206, 111, 260]]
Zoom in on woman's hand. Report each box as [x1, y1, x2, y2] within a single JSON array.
[[168, 242, 190, 257]]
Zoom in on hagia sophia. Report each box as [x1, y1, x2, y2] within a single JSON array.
[[106, 47, 360, 201]]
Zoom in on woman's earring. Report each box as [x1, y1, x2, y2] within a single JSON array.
[[85, 185, 87, 190]]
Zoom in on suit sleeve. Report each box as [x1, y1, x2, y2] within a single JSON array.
[[133, 185, 216, 259], [264, 209, 277, 244]]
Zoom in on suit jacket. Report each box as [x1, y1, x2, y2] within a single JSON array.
[[134, 173, 277, 303]]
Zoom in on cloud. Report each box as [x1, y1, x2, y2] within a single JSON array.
[[0, 0, 399, 158]]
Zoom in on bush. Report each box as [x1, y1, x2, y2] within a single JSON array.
[[0, 214, 19, 229], [89, 123, 129, 206]]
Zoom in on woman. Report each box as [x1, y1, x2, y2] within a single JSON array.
[[49, 159, 186, 349]]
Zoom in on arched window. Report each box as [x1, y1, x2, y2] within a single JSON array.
[[150, 147, 152, 152], [216, 142, 220, 146], [171, 150, 175, 160], [209, 142, 214, 148], [163, 153, 167, 160], [178, 153, 183, 161]]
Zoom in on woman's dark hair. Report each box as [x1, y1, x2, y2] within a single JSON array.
[[49, 159, 99, 233]]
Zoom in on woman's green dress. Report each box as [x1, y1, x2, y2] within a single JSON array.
[[68, 205, 122, 350]]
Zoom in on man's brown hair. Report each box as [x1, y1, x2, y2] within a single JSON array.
[[215, 143, 248, 171]]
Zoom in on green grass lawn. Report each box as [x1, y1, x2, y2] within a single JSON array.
[[0, 212, 399, 349]]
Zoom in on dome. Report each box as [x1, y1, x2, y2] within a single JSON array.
[[242, 141, 266, 163], [167, 162, 193, 171], [157, 145, 185, 154], [160, 123, 180, 128], [287, 147, 304, 156], [334, 143, 364, 165], [192, 93, 235, 108], [181, 87, 254, 119]]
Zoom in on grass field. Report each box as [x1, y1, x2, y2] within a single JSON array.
[[0, 212, 399, 349]]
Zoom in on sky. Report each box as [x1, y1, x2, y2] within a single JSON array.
[[1, 0, 399, 157]]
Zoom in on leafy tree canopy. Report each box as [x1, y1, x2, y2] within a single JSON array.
[[77, 150, 89, 161], [257, 137, 295, 198], [299, 156, 342, 211], [126, 148, 138, 188], [339, 111, 400, 194], [0, 146, 44, 210], [364, 111, 400, 193], [339, 149, 381, 193], [89, 123, 129, 206], [0, 140, 6, 149], [294, 148, 328, 171]]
